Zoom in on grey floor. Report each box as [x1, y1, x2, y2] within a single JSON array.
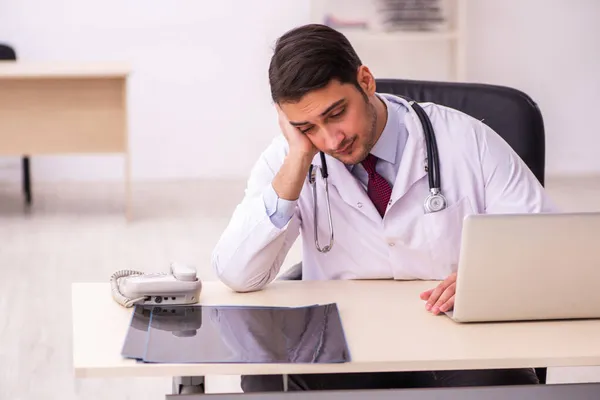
[[1, 176, 600, 399]]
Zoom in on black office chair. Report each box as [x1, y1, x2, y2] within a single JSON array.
[[278, 78, 548, 384], [0, 43, 32, 206], [375, 79, 545, 186]]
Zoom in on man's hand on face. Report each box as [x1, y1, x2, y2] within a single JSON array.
[[271, 105, 319, 202], [277, 105, 318, 159], [419, 272, 457, 315]]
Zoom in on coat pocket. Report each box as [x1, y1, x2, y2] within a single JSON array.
[[421, 196, 475, 279]]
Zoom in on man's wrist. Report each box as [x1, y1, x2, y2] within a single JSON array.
[[263, 183, 297, 229], [272, 149, 315, 201], [288, 148, 317, 166]]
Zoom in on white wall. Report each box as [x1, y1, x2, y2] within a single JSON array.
[[466, 0, 600, 177], [0, 0, 311, 182], [0, 0, 598, 182]]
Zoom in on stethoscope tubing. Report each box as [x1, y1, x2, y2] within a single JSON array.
[[308, 97, 444, 253]]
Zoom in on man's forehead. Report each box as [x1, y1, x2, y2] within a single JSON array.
[[281, 85, 351, 123], [283, 96, 346, 125]]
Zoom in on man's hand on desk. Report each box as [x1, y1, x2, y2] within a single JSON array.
[[420, 272, 457, 315]]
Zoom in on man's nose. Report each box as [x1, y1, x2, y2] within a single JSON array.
[[324, 129, 345, 152]]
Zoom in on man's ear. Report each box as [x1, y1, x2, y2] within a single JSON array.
[[356, 65, 376, 96]]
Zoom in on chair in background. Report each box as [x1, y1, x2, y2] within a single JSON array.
[[0, 43, 32, 205], [278, 78, 548, 383]]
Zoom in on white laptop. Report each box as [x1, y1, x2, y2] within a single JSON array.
[[446, 212, 600, 323]]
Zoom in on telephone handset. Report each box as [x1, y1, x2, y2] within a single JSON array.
[[110, 262, 202, 308]]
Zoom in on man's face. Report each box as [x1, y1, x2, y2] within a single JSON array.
[[278, 79, 379, 165]]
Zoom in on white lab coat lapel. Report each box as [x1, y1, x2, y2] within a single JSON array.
[[388, 98, 428, 208], [313, 153, 383, 224]]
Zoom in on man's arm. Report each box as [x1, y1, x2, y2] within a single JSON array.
[[212, 106, 318, 292], [479, 120, 558, 213], [211, 136, 315, 292]]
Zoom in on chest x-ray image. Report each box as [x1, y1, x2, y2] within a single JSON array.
[[121, 303, 350, 364]]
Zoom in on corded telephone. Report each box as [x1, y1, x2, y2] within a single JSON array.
[[110, 262, 202, 308]]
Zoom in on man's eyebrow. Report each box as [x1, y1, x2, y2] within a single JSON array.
[[289, 99, 346, 126]]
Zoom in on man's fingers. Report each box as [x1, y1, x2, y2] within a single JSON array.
[[420, 288, 434, 300], [425, 273, 457, 311], [439, 295, 455, 313], [426, 276, 453, 303], [425, 283, 447, 310], [434, 282, 456, 308], [432, 282, 456, 314]]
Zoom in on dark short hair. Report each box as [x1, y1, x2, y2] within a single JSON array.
[[268, 24, 364, 104]]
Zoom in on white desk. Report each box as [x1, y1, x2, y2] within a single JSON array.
[[71, 280, 600, 397], [0, 62, 132, 218]]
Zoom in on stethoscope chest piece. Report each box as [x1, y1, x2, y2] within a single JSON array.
[[424, 188, 447, 213]]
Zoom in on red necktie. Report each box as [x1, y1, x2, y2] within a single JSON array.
[[361, 154, 392, 217]]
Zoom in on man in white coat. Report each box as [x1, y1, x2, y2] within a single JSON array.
[[212, 24, 555, 391]]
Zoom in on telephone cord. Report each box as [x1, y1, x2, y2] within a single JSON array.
[[110, 269, 147, 308]]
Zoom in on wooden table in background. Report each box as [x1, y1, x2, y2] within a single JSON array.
[[0, 62, 132, 219]]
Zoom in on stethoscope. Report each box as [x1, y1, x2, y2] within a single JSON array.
[[308, 96, 447, 253]]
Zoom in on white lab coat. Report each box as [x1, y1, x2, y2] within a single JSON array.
[[212, 95, 556, 292]]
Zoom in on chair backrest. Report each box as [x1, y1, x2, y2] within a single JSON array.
[[0, 44, 17, 61], [376, 79, 546, 187]]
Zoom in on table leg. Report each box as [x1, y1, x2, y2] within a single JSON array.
[[172, 376, 205, 395], [124, 150, 132, 221], [22, 156, 32, 205]]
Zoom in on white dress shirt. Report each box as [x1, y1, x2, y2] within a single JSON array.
[[212, 93, 557, 292]]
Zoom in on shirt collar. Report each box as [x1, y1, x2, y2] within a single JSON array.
[[369, 94, 398, 164]]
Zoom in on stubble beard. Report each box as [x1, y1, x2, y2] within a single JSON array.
[[330, 99, 379, 165], [357, 101, 378, 163]]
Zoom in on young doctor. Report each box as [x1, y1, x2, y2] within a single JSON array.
[[212, 24, 555, 391]]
